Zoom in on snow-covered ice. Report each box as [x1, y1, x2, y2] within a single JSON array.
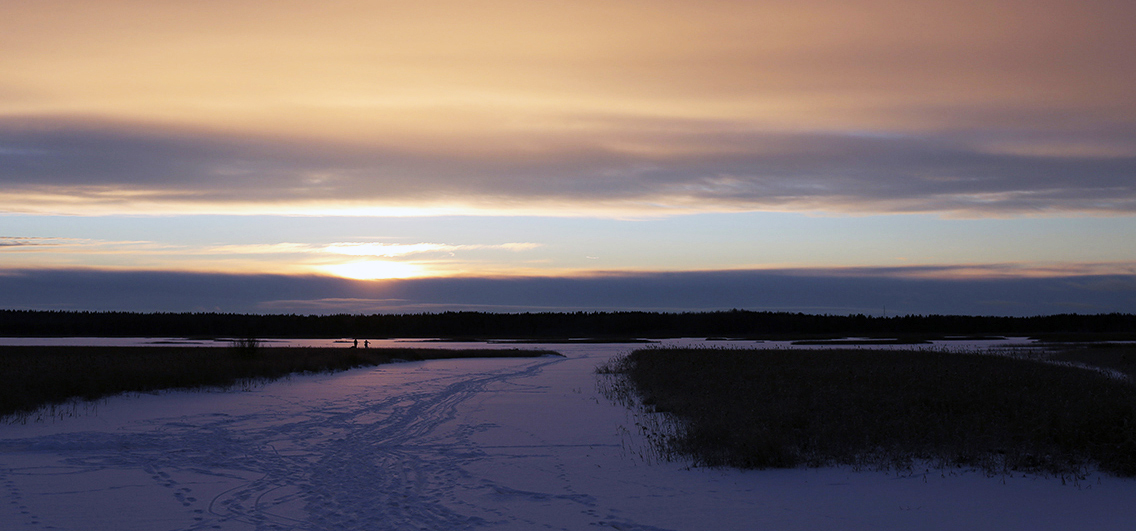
[[3, 341, 1136, 530]]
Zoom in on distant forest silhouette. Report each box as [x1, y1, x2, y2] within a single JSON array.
[[1, 310, 1133, 340]]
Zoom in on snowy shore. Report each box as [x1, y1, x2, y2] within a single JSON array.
[[3, 341, 1136, 530]]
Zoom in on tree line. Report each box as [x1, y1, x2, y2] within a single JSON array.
[[1, 309, 1133, 340]]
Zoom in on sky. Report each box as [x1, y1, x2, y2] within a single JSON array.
[[1, 0, 1135, 316]]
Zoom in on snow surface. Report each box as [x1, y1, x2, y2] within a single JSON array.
[[0, 336, 1045, 350], [3, 341, 1136, 530]]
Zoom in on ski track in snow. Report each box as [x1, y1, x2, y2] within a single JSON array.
[[3, 355, 574, 530], [4, 341, 1136, 531]]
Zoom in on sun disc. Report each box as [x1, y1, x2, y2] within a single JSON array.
[[320, 261, 423, 280]]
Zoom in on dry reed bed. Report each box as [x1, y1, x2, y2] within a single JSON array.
[[599, 345, 1136, 477], [1, 345, 550, 419]]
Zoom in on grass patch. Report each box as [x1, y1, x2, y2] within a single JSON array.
[[1, 345, 552, 420], [598, 346, 1136, 477], [1050, 343, 1136, 380], [790, 339, 932, 346]]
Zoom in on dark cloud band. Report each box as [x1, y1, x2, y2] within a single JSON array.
[[1, 117, 1134, 215], [0, 268, 1132, 316]]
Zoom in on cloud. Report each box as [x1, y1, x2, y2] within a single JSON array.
[[773, 263, 1136, 279], [201, 243, 319, 255], [2, 118, 1135, 217], [1, 1, 1134, 217], [0, 237, 68, 248], [323, 243, 454, 257], [0, 236, 158, 251], [322, 242, 540, 257], [0, 267, 1133, 316]]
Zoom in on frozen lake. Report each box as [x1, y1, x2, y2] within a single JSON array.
[[3, 340, 1135, 530], [0, 335, 1044, 350]]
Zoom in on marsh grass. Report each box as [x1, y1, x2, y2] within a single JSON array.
[[0, 345, 549, 420], [599, 346, 1136, 477], [228, 337, 263, 359], [1049, 343, 1136, 381]]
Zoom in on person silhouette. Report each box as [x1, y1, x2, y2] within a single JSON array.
[[352, 339, 358, 348], [364, 340, 369, 348]]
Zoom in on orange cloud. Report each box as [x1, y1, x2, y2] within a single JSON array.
[[1, 1, 1134, 216]]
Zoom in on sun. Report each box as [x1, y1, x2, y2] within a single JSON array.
[[319, 261, 424, 280]]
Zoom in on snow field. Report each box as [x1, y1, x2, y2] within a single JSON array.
[[2, 341, 1136, 530]]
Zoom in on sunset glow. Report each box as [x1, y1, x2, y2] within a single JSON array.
[[2, 0, 1134, 314], [319, 261, 425, 281]]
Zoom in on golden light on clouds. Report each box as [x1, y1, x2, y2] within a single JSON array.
[[0, 235, 544, 278], [4, 0, 1132, 141], [323, 243, 451, 257], [319, 261, 424, 281], [1, 0, 1134, 218], [3, 2, 1135, 317]]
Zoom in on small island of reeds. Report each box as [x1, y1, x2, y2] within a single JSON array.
[[598, 345, 1136, 477]]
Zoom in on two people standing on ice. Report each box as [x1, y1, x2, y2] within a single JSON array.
[[351, 339, 369, 348]]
